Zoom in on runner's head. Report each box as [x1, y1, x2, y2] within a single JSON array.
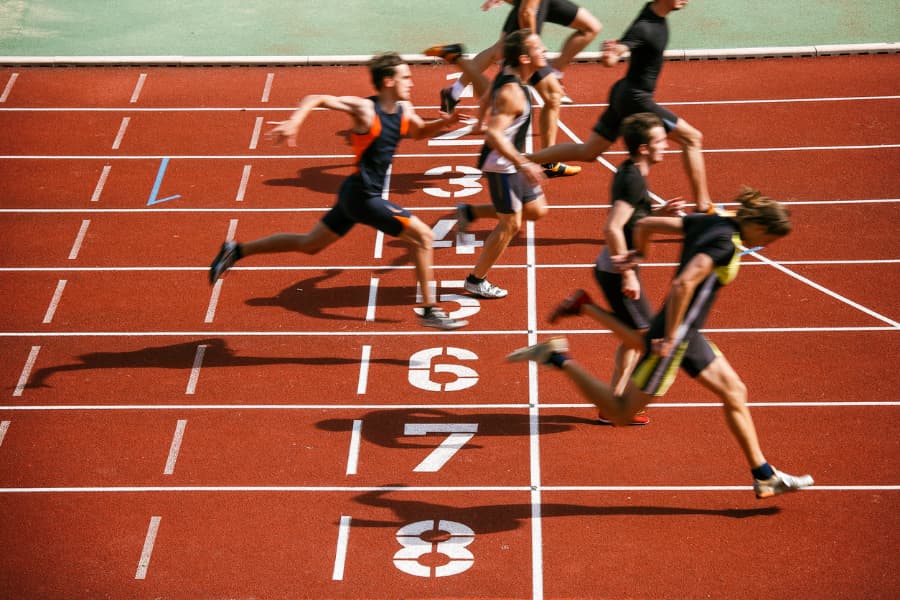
[[622, 113, 668, 163], [734, 187, 793, 246], [503, 28, 546, 70]]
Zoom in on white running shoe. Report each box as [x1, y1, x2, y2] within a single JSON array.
[[419, 307, 468, 330], [506, 336, 569, 364], [464, 278, 508, 299], [754, 469, 815, 499]]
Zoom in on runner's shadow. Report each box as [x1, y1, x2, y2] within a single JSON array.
[[22, 337, 407, 389], [349, 488, 781, 534], [244, 269, 411, 322], [317, 408, 597, 450], [263, 164, 453, 197]]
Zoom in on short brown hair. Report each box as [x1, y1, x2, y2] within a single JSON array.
[[502, 29, 533, 67], [369, 52, 404, 90], [622, 113, 664, 156]]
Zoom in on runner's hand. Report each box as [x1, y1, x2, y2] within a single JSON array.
[[651, 337, 675, 358], [266, 120, 301, 147]]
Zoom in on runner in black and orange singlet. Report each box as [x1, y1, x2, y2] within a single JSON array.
[[208, 52, 468, 330]]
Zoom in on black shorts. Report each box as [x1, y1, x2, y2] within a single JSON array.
[[594, 268, 652, 330], [484, 171, 542, 214], [593, 79, 679, 142], [503, 0, 580, 35], [322, 176, 411, 237], [631, 318, 721, 397]]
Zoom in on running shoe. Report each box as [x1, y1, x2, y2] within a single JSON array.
[[424, 43, 465, 64], [209, 240, 239, 284], [456, 202, 472, 233], [506, 336, 569, 364], [597, 410, 650, 426], [439, 87, 459, 114], [543, 162, 581, 178], [464, 278, 508, 299], [754, 469, 815, 499], [548, 289, 592, 323], [419, 307, 468, 330]]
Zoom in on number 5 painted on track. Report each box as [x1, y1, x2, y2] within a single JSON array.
[[403, 423, 478, 472]]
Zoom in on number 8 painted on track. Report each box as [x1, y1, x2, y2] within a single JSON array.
[[393, 520, 475, 577]]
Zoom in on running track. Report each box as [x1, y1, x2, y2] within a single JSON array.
[[0, 54, 898, 599]]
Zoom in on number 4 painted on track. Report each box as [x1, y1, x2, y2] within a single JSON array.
[[403, 423, 478, 472]]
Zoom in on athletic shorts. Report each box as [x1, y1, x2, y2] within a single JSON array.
[[503, 0, 580, 35], [322, 176, 411, 237], [631, 322, 721, 397], [483, 171, 543, 214], [593, 79, 679, 142], [594, 268, 652, 330]]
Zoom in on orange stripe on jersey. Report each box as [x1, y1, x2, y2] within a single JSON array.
[[351, 114, 382, 169], [399, 111, 409, 137], [393, 215, 411, 230]]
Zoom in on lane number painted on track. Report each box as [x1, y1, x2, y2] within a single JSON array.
[[403, 423, 478, 472], [408, 347, 479, 392], [422, 165, 482, 198], [394, 520, 475, 577]]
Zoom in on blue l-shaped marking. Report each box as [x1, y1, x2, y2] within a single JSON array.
[[147, 157, 181, 205]]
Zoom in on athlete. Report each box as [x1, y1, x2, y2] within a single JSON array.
[[549, 112, 683, 425], [208, 52, 467, 330], [426, 31, 549, 300], [509, 188, 815, 498], [527, 0, 712, 213], [431, 0, 602, 178]]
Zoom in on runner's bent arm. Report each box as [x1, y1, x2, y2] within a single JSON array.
[[660, 253, 713, 354], [485, 83, 544, 185], [605, 200, 640, 299], [601, 40, 629, 68], [268, 94, 373, 147], [403, 101, 468, 140]]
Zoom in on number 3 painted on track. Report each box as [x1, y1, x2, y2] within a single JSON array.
[[394, 520, 475, 577], [422, 165, 483, 198]]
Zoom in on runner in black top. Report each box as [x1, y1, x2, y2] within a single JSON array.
[[527, 0, 712, 213], [428, 0, 602, 178], [509, 188, 815, 499], [547, 113, 683, 425], [208, 52, 468, 330]]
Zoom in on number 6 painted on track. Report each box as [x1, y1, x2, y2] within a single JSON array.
[[408, 347, 479, 392]]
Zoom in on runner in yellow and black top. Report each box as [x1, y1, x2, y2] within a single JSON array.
[[208, 52, 468, 330], [508, 188, 815, 499]]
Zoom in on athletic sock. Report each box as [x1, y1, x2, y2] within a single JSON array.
[[234, 243, 244, 260], [547, 352, 570, 369], [465, 274, 483, 285], [450, 80, 465, 100], [752, 462, 775, 480], [463, 204, 475, 222], [422, 305, 435, 317]]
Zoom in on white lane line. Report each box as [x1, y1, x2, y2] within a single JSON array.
[[365, 278, 379, 322], [204, 280, 223, 323], [134, 516, 162, 579], [90, 165, 112, 202], [42, 280, 68, 324], [332, 515, 352, 580], [248, 116, 264, 149], [10, 484, 897, 493], [0, 421, 10, 447], [346, 420, 363, 476], [13, 346, 41, 397], [185, 345, 208, 394], [261, 73, 274, 103], [130, 73, 147, 103], [1, 401, 896, 412], [163, 419, 187, 475], [0, 73, 18, 102], [235, 164, 251, 202], [356, 345, 372, 395], [226, 218, 239, 241], [373, 230, 384, 259], [111, 117, 130, 150], [68, 219, 91, 259]]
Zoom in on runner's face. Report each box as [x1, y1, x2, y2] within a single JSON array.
[[646, 126, 668, 164], [389, 64, 413, 100], [526, 34, 547, 69]]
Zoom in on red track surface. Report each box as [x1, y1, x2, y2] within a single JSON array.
[[0, 55, 898, 599]]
